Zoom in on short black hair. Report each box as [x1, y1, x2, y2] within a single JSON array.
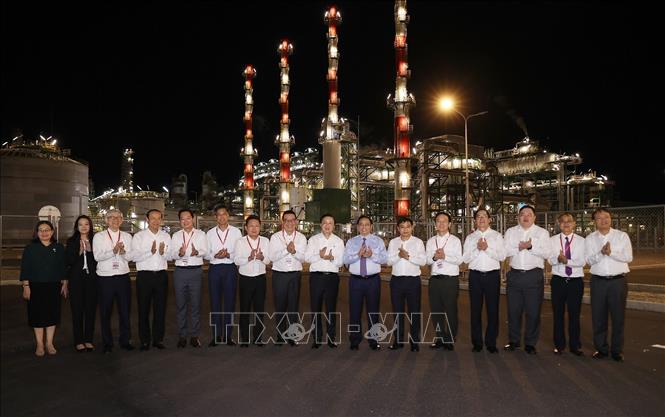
[[282, 210, 297, 220], [434, 212, 452, 223], [397, 217, 413, 226], [178, 209, 195, 219], [320, 213, 335, 224], [557, 212, 575, 222], [146, 209, 162, 219], [518, 205, 536, 215], [33, 220, 56, 243], [213, 204, 229, 215], [356, 215, 373, 225], [245, 214, 261, 226], [592, 207, 611, 220], [473, 208, 491, 220]]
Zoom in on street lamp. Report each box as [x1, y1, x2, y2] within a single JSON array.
[[439, 97, 488, 219]]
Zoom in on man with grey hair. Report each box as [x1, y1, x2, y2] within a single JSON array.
[[93, 209, 134, 353]]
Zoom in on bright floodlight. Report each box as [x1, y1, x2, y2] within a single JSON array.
[[439, 97, 454, 111]]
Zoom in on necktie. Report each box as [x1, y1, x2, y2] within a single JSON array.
[[360, 237, 367, 277], [564, 237, 572, 276]]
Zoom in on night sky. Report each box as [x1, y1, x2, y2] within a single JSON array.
[[3, 1, 663, 204]]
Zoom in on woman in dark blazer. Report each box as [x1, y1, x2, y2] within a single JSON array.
[[65, 215, 98, 352], [20, 220, 68, 356]]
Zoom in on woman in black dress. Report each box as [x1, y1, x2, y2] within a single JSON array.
[[20, 221, 68, 356], [65, 215, 98, 352]]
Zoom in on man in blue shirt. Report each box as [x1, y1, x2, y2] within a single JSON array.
[[343, 216, 387, 350]]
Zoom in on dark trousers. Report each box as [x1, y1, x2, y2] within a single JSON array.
[[239, 274, 266, 344], [309, 272, 340, 343], [506, 268, 544, 347], [98, 274, 131, 347], [136, 270, 168, 345], [208, 264, 238, 341], [390, 276, 422, 344], [174, 266, 203, 338], [591, 275, 627, 355], [551, 275, 584, 351], [429, 275, 459, 343], [469, 270, 501, 348], [272, 270, 301, 343], [69, 272, 98, 345], [349, 274, 381, 347]]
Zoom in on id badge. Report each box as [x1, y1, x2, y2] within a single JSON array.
[[286, 256, 293, 266], [436, 261, 443, 269], [182, 257, 188, 266], [112, 260, 120, 270]]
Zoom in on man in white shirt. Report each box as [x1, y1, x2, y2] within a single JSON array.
[[548, 212, 585, 356], [92, 209, 134, 353], [387, 217, 426, 352], [462, 209, 506, 353], [132, 209, 171, 351], [305, 213, 345, 349], [426, 212, 463, 351], [205, 205, 242, 347], [585, 208, 633, 362], [170, 209, 208, 349], [234, 215, 271, 347], [343, 215, 388, 351], [268, 209, 307, 346], [503, 205, 552, 354]]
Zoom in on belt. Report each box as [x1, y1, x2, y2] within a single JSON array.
[[431, 274, 458, 279], [176, 265, 201, 270], [311, 271, 338, 276], [511, 268, 543, 273], [352, 273, 379, 280], [552, 274, 582, 282], [139, 270, 167, 273], [593, 274, 625, 280], [470, 269, 500, 275]]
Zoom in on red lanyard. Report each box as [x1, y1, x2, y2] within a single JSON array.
[[246, 236, 260, 251], [107, 230, 120, 246], [560, 234, 574, 250], [182, 230, 194, 250], [435, 234, 450, 250], [216, 226, 230, 246]]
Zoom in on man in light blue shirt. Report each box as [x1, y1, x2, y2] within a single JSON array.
[[343, 215, 387, 350]]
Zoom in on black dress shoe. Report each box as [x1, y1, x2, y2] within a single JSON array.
[[369, 344, 381, 351], [311, 343, 321, 349], [76, 346, 86, 353], [226, 340, 236, 347], [592, 351, 608, 359], [612, 353, 624, 362], [177, 337, 187, 348], [503, 342, 518, 351], [287, 340, 297, 347], [570, 349, 584, 356], [443, 344, 454, 351], [410, 344, 420, 352], [140, 343, 150, 351], [430, 342, 444, 350], [389, 342, 404, 350], [553, 348, 563, 355], [103, 345, 113, 354], [120, 343, 135, 351], [350, 345, 359, 351], [487, 346, 498, 353], [327, 341, 338, 349], [190, 337, 201, 348], [152, 342, 166, 350], [472, 345, 483, 352], [525, 345, 537, 354]]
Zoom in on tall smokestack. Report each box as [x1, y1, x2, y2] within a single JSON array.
[[319, 6, 343, 189], [276, 40, 294, 215], [241, 65, 257, 217], [387, 0, 415, 218]]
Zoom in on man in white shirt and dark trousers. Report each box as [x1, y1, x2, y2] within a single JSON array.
[[269, 210, 307, 346], [585, 208, 633, 362], [305, 213, 345, 349], [132, 209, 171, 351], [548, 212, 585, 356], [170, 209, 208, 349], [463, 209, 506, 353], [206, 205, 242, 347], [343, 215, 388, 351], [93, 209, 134, 353], [234, 215, 270, 347], [503, 205, 552, 354], [387, 217, 426, 352], [426, 212, 463, 351]]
